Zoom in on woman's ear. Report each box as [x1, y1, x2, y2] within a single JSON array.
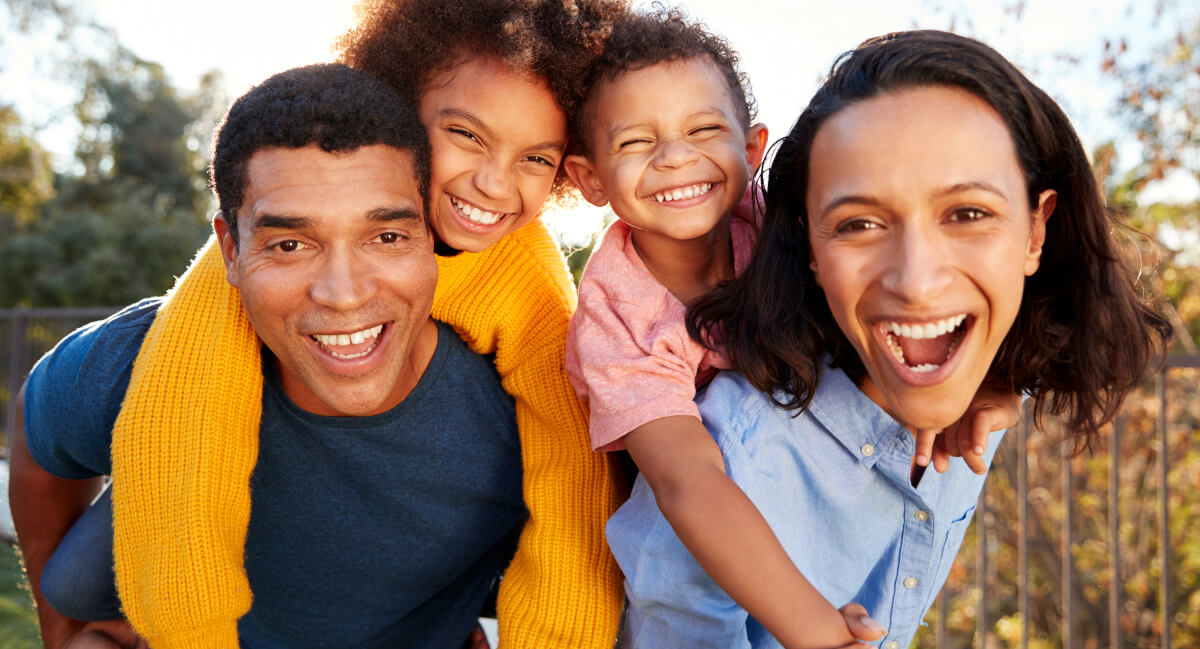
[[564, 155, 610, 207], [1024, 189, 1056, 276]]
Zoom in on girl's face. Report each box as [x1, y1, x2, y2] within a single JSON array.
[[418, 56, 568, 252], [805, 85, 1053, 432]]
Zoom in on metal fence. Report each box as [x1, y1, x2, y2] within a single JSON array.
[[2, 307, 1197, 648]]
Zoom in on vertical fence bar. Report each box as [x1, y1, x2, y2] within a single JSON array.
[[1158, 371, 1171, 649], [977, 481, 988, 649], [937, 594, 947, 649], [1018, 407, 1029, 649], [1110, 417, 1122, 649], [1063, 438, 1074, 649], [4, 308, 26, 458]]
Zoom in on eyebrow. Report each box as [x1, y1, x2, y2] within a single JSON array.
[[442, 108, 565, 154], [251, 206, 422, 231], [817, 181, 1010, 218]]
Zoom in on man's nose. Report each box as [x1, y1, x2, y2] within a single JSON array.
[[309, 247, 376, 311]]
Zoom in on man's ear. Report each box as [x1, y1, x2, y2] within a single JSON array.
[[744, 123, 769, 171], [563, 154, 609, 207], [1024, 189, 1055, 276], [212, 211, 241, 288]]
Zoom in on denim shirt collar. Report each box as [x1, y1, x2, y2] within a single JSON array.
[[805, 362, 911, 473]]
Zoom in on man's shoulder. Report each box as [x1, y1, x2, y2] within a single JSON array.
[[30, 297, 162, 386]]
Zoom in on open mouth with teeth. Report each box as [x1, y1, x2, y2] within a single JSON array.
[[449, 195, 512, 226], [311, 324, 384, 360], [881, 314, 971, 374], [652, 182, 714, 203]]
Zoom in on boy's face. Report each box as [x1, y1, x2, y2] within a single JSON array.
[[566, 57, 766, 243]]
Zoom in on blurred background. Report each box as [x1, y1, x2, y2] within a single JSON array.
[[0, 0, 1197, 647]]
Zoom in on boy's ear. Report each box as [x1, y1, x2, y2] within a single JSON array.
[[564, 154, 610, 207], [744, 123, 769, 171]]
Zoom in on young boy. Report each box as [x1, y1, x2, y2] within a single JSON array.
[[563, 7, 879, 648]]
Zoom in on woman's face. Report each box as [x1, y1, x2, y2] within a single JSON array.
[[418, 56, 568, 252], [805, 85, 1053, 432]]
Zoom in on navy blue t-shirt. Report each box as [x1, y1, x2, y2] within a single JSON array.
[[24, 298, 526, 649]]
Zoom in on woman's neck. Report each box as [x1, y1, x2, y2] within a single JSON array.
[[629, 215, 735, 305]]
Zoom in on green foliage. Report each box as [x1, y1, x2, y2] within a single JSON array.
[[0, 544, 39, 649]]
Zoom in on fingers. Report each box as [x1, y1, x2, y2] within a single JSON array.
[[931, 434, 950, 474], [839, 603, 885, 642], [912, 429, 937, 467]]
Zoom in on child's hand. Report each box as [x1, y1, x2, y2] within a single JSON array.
[[912, 385, 1021, 474], [838, 603, 885, 644]]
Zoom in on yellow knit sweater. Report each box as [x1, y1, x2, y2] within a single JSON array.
[[110, 219, 626, 649]]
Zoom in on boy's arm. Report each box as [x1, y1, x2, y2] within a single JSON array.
[[624, 415, 879, 649], [9, 382, 104, 649]]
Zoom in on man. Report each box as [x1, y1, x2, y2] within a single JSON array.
[[11, 64, 525, 649]]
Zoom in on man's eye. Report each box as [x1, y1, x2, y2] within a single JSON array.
[[378, 232, 407, 244], [275, 240, 303, 252]]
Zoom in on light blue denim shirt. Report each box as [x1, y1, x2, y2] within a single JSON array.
[[606, 366, 1003, 649]]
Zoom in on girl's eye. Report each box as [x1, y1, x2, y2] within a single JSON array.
[[523, 154, 556, 167], [449, 127, 480, 143]]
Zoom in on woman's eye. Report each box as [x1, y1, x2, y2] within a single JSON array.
[[950, 207, 991, 223], [834, 219, 881, 234]]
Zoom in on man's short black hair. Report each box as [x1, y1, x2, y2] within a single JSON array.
[[211, 63, 431, 246]]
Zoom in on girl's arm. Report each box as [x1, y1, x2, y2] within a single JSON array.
[[624, 415, 879, 649]]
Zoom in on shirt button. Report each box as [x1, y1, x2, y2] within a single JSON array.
[[861, 443, 875, 457], [914, 510, 929, 522], [903, 577, 918, 589], [886, 642, 900, 649]]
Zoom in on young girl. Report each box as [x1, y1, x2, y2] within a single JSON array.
[[92, 1, 632, 647], [565, 9, 1020, 649], [606, 30, 1171, 648]]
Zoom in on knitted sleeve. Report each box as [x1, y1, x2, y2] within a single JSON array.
[[111, 237, 259, 649], [433, 219, 626, 648]]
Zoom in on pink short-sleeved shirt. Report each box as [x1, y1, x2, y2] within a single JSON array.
[[566, 214, 757, 451]]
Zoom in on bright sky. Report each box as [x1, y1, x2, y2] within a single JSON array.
[[4, 0, 1197, 241]]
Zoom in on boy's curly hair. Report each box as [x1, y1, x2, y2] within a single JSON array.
[[337, 0, 629, 201], [572, 3, 757, 156]]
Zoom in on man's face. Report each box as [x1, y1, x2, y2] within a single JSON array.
[[214, 144, 438, 417]]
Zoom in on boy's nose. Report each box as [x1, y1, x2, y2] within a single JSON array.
[[652, 138, 699, 169]]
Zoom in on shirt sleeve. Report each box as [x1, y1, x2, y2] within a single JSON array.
[[607, 477, 752, 648], [567, 242, 705, 451], [23, 300, 158, 479]]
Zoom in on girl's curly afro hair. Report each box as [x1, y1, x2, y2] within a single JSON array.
[[337, 0, 631, 201]]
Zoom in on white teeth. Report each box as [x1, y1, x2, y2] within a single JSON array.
[[451, 196, 506, 225], [886, 314, 966, 340], [653, 182, 712, 203], [312, 324, 383, 354]]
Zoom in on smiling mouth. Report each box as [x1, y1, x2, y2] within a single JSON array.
[[652, 182, 713, 203], [882, 314, 971, 373], [311, 324, 384, 360], [449, 195, 512, 226]]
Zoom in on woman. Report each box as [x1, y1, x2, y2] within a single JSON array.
[[98, 1, 630, 647], [607, 30, 1172, 648]]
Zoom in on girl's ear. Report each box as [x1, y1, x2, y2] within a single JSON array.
[[1024, 189, 1056, 276], [564, 155, 609, 207], [745, 123, 769, 171]]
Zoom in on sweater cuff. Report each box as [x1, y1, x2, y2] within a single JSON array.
[[145, 621, 240, 649]]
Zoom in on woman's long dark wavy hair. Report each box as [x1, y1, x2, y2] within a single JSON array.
[[687, 30, 1171, 447]]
